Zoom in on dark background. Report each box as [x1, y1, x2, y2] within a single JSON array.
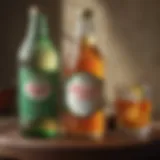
[[0, 0, 61, 88]]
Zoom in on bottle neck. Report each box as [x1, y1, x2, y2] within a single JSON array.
[[26, 9, 39, 40], [37, 13, 50, 39], [78, 17, 96, 46], [26, 12, 50, 41]]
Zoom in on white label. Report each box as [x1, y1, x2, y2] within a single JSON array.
[[24, 79, 51, 101], [65, 73, 103, 117]]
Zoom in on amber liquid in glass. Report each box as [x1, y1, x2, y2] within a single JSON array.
[[115, 98, 151, 129], [115, 85, 152, 134]]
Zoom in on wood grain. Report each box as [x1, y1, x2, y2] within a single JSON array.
[[0, 118, 159, 160]]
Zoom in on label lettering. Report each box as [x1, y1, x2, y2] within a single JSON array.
[[65, 73, 103, 117]]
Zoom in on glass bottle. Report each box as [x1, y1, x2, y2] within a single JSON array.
[[62, 9, 106, 140]]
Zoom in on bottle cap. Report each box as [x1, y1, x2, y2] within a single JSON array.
[[82, 8, 93, 19], [29, 5, 39, 15]]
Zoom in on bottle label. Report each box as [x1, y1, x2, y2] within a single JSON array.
[[19, 68, 58, 127], [24, 79, 51, 101], [65, 72, 103, 117]]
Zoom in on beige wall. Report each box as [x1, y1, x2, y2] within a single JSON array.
[[1, 0, 160, 117], [62, 0, 160, 117]]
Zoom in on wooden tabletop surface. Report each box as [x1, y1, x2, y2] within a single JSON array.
[[0, 117, 159, 160], [0, 117, 159, 149]]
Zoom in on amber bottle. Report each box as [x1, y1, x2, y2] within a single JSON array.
[[62, 9, 105, 140]]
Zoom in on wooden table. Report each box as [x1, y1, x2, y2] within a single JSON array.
[[0, 117, 160, 160]]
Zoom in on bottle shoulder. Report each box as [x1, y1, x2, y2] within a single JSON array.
[[18, 38, 60, 73], [18, 37, 35, 62], [69, 45, 105, 79]]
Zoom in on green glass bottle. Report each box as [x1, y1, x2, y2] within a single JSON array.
[[18, 6, 60, 138]]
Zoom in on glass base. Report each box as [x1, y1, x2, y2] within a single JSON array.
[[118, 124, 151, 139]]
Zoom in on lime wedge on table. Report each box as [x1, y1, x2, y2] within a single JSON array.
[[27, 119, 59, 138], [40, 119, 57, 130]]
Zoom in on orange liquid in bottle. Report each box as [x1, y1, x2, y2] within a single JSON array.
[[62, 37, 105, 139], [75, 37, 105, 136]]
